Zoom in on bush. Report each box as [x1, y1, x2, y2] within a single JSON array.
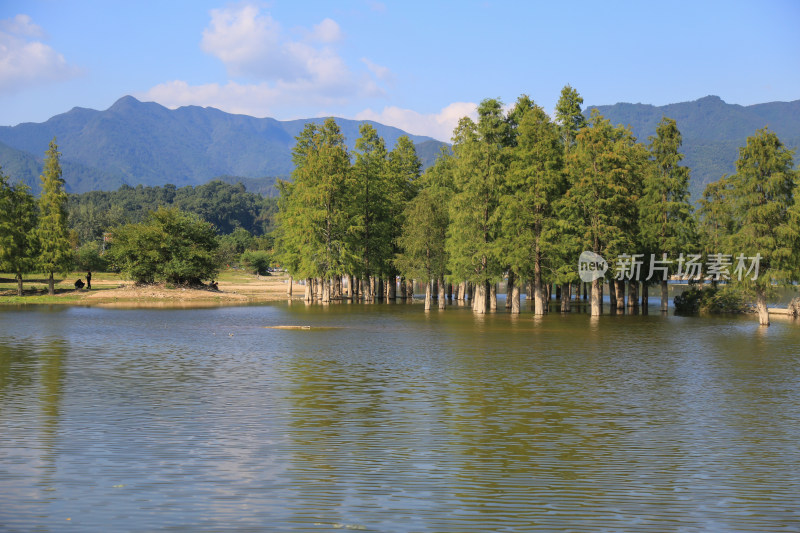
[[240, 249, 272, 275], [674, 285, 747, 314], [106, 207, 219, 285], [73, 241, 109, 272]]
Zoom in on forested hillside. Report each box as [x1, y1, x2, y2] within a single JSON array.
[[68, 180, 277, 245], [589, 96, 800, 198]]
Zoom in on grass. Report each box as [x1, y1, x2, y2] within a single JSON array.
[[0, 271, 127, 304]]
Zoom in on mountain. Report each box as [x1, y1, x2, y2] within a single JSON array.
[[0, 96, 448, 194], [3, 95, 798, 198], [588, 95, 800, 198]]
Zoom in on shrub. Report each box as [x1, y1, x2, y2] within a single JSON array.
[[674, 285, 747, 314], [240, 249, 272, 275], [73, 241, 109, 271]]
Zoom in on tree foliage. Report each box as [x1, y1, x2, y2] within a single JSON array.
[[0, 166, 39, 295], [37, 138, 72, 294], [107, 207, 219, 285]]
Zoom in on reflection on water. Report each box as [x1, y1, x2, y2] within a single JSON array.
[[0, 303, 799, 532]]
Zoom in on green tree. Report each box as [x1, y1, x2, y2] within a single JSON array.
[[277, 119, 350, 302], [447, 99, 509, 313], [350, 123, 391, 299], [0, 168, 39, 295], [395, 153, 452, 310], [107, 206, 219, 285], [37, 138, 72, 295], [501, 100, 565, 314], [640, 117, 695, 312], [562, 112, 646, 315], [697, 176, 736, 264], [555, 84, 587, 154], [726, 128, 798, 325]]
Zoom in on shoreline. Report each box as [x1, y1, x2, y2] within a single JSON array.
[[0, 271, 302, 308]]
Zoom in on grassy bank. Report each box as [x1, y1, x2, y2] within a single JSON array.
[[0, 270, 299, 307]]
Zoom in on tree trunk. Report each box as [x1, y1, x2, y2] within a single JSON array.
[[377, 278, 384, 301], [583, 282, 588, 301], [16, 273, 23, 297], [641, 282, 649, 315], [406, 279, 414, 300], [506, 272, 514, 309], [609, 279, 617, 311], [511, 282, 520, 314], [628, 281, 638, 309], [304, 278, 312, 302], [489, 283, 497, 311], [473, 281, 489, 314], [48, 272, 55, 296], [534, 265, 545, 316], [756, 286, 769, 326], [424, 280, 432, 310], [388, 276, 396, 300], [590, 278, 601, 316], [287, 276, 293, 298], [438, 276, 446, 309], [560, 283, 570, 312], [615, 280, 625, 309], [321, 278, 331, 303], [467, 282, 474, 302], [368, 276, 376, 302], [447, 282, 453, 301], [661, 280, 669, 313], [400, 276, 407, 300]]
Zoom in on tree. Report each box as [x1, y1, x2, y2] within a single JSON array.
[[640, 117, 695, 312], [0, 168, 39, 296], [726, 128, 798, 325], [107, 206, 219, 285], [37, 138, 72, 295], [276, 119, 350, 302], [501, 100, 565, 314], [555, 84, 587, 154], [562, 112, 647, 315], [350, 123, 391, 299], [447, 99, 509, 314], [395, 154, 451, 310]]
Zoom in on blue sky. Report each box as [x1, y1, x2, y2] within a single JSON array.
[[1, 0, 799, 141]]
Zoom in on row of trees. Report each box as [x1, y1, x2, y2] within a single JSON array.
[[275, 86, 799, 325], [0, 139, 72, 295]]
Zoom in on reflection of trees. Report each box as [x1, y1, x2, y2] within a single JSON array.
[[0, 337, 67, 496]]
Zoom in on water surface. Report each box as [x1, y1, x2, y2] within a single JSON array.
[[1, 302, 799, 531]]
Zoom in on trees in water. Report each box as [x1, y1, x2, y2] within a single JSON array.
[[699, 128, 799, 325], [272, 88, 798, 325]]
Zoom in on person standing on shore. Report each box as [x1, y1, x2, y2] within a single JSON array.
[[86, 270, 92, 290]]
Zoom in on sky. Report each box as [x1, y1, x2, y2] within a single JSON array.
[[1, 0, 799, 142]]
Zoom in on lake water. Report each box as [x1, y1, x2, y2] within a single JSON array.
[[1, 300, 799, 532]]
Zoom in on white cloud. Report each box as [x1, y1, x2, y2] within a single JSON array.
[[355, 102, 478, 142], [143, 3, 391, 121], [0, 14, 81, 95], [311, 18, 342, 44], [361, 58, 392, 82], [200, 4, 351, 86], [140, 78, 380, 118]]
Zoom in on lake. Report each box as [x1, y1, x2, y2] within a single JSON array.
[[1, 300, 799, 531]]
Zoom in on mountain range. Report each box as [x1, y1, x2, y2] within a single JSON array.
[[588, 95, 800, 198], [0, 95, 798, 198], [0, 96, 447, 194]]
